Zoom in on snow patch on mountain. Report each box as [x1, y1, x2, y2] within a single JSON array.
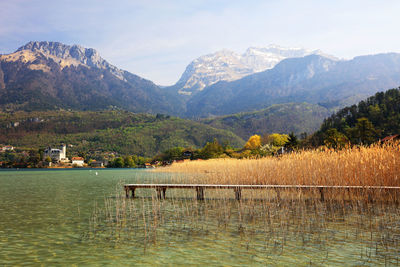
[[175, 45, 336, 95]]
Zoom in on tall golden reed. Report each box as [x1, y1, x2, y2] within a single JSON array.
[[158, 142, 400, 187]]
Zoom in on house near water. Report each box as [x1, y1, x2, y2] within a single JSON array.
[[1, 145, 14, 152], [381, 134, 400, 142], [71, 157, 85, 167], [90, 161, 104, 168]]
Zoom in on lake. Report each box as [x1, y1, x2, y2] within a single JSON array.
[[0, 169, 399, 266]]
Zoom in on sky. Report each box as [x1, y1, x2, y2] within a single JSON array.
[[1, 0, 400, 85]]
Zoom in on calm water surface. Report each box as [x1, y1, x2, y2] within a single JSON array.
[[0, 169, 399, 266]]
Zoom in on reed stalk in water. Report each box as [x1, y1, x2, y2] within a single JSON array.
[[86, 143, 400, 264]]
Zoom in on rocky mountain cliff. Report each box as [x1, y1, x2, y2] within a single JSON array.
[[171, 45, 330, 96], [0, 41, 184, 114], [17, 41, 126, 80]]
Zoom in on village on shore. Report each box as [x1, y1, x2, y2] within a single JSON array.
[[0, 142, 190, 169], [1, 129, 399, 169], [0, 133, 292, 169], [0, 144, 106, 168]]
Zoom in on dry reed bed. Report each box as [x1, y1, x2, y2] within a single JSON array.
[[158, 142, 400, 187]]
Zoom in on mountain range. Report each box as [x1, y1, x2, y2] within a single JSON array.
[[185, 53, 400, 117], [2, 41, 400, 138], [167, 45, 331, 96], [0, 41, 183, 114]]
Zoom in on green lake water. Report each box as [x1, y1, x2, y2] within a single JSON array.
[[0, 169, 399, 266]]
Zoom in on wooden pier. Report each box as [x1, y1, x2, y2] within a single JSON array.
[[124, 184, 400, 201]]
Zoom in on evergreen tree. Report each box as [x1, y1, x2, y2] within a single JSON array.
[[347, 117, 378, 145], [284, 132, 299, 150], [324, 128, 349, 149], [200, 139, 224, 159]]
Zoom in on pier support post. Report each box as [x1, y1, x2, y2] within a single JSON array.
[[234, 188, 242, 201], [125, 186, 129, 198], [125, 186, 136, 198], [274, 189, 281, 201], [196, 187, 204, 200], [131, 188, 135, 198], [368, 189, 373, 203], [319, 188, 324, 201], [156, 188, 162, 199], [156, 187, 166, 199]]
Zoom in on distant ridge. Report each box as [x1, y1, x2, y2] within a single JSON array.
[[0, 110, 245, 156], [201, 102, 331, 139]]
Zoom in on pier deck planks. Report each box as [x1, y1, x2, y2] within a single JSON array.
[[124, 184, 400, 201]]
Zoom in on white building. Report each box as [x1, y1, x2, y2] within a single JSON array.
[[1, 145, 14, 152], [44, 144, 68, 162], [71, 157, 85, 167]]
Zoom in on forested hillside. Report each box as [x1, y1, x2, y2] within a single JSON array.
[[201, 103, 331, 139], [0, 110, 244, 157], [313, 87, 400, 146]]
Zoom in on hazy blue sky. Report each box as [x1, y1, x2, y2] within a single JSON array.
[[1, 0, 400, 85]]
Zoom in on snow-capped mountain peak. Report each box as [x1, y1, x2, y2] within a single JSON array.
[[174, 45, 336, 95]]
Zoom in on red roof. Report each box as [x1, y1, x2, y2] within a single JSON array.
[[72, 157, 84, 160], [381, 134, 400, 142]]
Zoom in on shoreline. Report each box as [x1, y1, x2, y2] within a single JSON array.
[[0, 167, 146, 171]]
